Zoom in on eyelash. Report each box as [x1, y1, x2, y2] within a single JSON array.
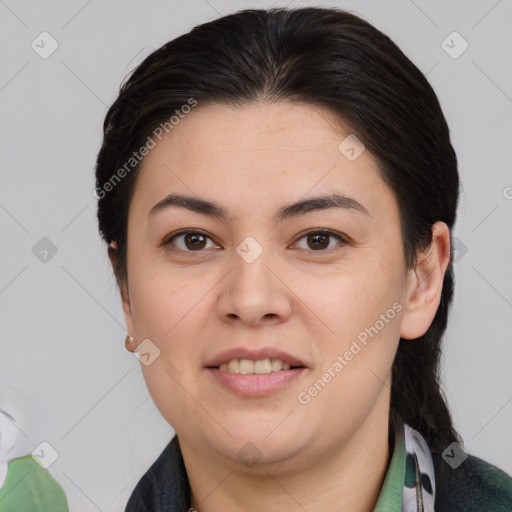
[[162, 228, 349, 255]]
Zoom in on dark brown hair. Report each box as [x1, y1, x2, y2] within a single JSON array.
[[95, 6, 460, 451]]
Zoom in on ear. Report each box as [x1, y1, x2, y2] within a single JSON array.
[[399, 221, 451, 340], [108, 243, 136, 350]]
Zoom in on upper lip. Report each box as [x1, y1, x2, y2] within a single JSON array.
[[205, 346, 308, 368]]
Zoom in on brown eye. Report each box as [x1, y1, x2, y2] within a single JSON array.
[[163, 228, 348, 255], [294, 229, 348, 252], [307, 232, 330, 250], [164, 230, 217, 252]]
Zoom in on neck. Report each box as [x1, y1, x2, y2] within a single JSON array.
[[182, 388, 392, 512]]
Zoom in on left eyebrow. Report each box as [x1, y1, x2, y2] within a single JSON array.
[[148, 192, 370, 222]]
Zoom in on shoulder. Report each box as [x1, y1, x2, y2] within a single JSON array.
[[125, 436, 190, 512], [432, 451, 512, 512]]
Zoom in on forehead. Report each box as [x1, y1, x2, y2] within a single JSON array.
[[147, 101, 356, 159], [132, 101, 397, 221]]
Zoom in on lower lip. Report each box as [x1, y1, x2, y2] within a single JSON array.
[[206, 368, 307, 397]]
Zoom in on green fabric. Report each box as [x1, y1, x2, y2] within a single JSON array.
[[471, 455, 512, 496], [0, 456, 68, 512], [374, 417, 405, 511]]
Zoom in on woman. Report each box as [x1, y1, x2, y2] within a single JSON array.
[[94, 7, 512, 511]]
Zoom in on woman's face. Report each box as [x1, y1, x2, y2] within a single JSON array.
[[121, 101, 420, 469]]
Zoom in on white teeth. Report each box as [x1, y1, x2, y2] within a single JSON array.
[[239, 359, 254, 374], [254, 359, 272, 374], [218, 358, 297, 374], [228, 359, 240, 373], [271, 358, 283, 371]]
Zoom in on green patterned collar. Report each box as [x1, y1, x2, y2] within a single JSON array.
[[374, 415, 436, 512]]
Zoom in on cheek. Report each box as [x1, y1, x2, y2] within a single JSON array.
[[129, 261, 200, 340], [299, 257, 404, 398], [134, 275, 205, 432], [310, 258, 404, 345], [129, 264, 212, 391]]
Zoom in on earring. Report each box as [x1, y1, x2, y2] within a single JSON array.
[[125, 335, 134, 345]]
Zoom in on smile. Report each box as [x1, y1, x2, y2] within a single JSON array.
[[216, 358, 304, 374]]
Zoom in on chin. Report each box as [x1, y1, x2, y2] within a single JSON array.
[[211, 419, 313, 466]]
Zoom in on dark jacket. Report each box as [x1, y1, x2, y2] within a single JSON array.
[[125, 435, 512, 511]]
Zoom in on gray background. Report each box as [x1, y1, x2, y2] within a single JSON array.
[[1, 0, 511, 510]]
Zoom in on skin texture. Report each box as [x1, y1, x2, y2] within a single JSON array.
[[111, 101, 451, 511]]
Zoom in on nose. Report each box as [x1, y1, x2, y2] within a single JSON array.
[[216, 242, 292, 328]]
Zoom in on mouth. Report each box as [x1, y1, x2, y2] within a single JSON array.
[[207, 358, 306, 374], [204, 348, 308, 397]]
